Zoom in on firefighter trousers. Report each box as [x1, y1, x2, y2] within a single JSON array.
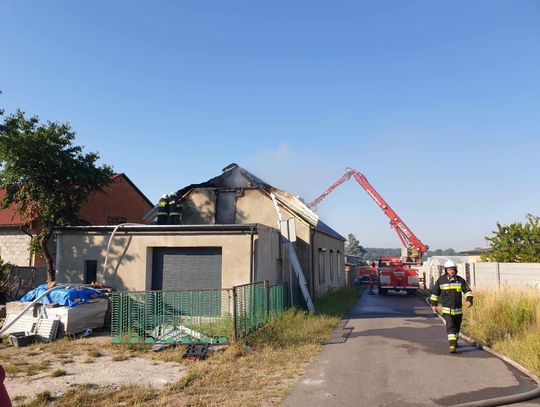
[[157, 214, 168, 225], [443, 314, 462, 347]]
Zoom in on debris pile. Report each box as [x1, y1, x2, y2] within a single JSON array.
[[1, 283, 109, 346]]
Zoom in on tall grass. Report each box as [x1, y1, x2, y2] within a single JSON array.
[[462, 288, 540, 376], [248, 287, 360, 349], [314, 287, 360, 317]]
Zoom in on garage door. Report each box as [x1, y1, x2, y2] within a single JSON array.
[[152, 247, 222, 291]]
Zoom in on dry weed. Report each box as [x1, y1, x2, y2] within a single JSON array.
[[51, 369, 67, 377], [463, 288, 540, 376]]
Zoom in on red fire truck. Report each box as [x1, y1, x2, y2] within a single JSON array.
[[355, 262, 377, 285], [308, 169, 428, 296], [377, 257, 419, 296]]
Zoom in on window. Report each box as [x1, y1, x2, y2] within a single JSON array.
[[329, 250, 335, 282], [84, 260, 98, 284], [318, 249, 326, 285]]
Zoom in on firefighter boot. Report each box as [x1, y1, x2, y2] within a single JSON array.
[[448, 333, 458, 353]]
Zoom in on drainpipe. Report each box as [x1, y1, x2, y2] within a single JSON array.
[[310, 226, 315, 298], [249, 226, 256, 283]]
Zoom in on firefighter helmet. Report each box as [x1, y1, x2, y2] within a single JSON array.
[[444, 260, 457, 269]]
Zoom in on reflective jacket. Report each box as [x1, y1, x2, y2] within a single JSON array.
[[168, 196, 179, 216], [158, 198, 169, 216], [429, 274, 473, 315]]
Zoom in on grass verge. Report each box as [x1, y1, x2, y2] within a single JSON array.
[[315, 286, 360, 316], [20, 287, 359, 406], [462, 288, 540, 376]]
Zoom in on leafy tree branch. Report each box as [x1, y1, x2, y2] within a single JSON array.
[[0, 110, 113, 281]]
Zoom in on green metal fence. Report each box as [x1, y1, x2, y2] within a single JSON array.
[[269, 283, 287, 316], [110, 282, 288, 344], [233, 282, 267, 339], [233, 282, 288, 340], [111, 289, 233, 344]]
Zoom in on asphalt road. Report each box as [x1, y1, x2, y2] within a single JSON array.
[[283, 288, 539, 407]]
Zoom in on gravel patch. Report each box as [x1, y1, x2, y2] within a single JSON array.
[[5, 354, 187, 400]]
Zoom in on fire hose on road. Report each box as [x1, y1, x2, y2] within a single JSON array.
[[425, 297, 540, 407]]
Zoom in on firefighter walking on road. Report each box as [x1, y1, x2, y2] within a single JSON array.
[[429, 260, 474, 353]]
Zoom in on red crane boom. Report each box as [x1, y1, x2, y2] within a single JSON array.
[[308, 169, 429, 261]]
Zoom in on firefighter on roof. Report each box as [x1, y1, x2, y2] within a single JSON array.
[[429, 260, 474, 353], [157, 194, 169, 225], [168, 192, 180, 225]]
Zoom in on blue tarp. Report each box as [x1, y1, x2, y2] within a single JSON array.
[[20, 284, 105, 307]]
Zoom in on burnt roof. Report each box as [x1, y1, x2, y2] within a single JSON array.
[[159, 163, 345, 241], [173, 163, 272, 197]]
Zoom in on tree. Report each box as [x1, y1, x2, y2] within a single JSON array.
[[345, 233, 366, 256], [0, 257, 14, 303], [0, 110, 113, 282], [482, 214, 540, 263]]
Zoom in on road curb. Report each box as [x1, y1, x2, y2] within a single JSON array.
[[425, 297, 540, 407]]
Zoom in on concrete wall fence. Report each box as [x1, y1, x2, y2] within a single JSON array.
[[419, 262, 540, 291]]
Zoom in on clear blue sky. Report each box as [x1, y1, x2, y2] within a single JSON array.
[[2, 1, 539, 251]]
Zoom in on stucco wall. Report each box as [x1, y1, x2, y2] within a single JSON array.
[[56, 231, 257, 291], [237, 189, 315, 290], [0, 230, 31, 266], [181, 190, 216, 224], [312, 231, 346, 297], [183, 189, 312, 242], [237, 189, 311, 240], [56, 227, 282, 291]]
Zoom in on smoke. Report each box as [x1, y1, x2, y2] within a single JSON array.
[[240, 143, 337, 200]]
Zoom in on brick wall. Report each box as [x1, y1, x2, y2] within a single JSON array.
[[78, 174, 153, 225], [0, 229, 31, 266]]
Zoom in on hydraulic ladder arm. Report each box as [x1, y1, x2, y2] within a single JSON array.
[[308, 169, 429, 261]]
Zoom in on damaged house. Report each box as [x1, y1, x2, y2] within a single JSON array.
[[55, 164, 345, 299]]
